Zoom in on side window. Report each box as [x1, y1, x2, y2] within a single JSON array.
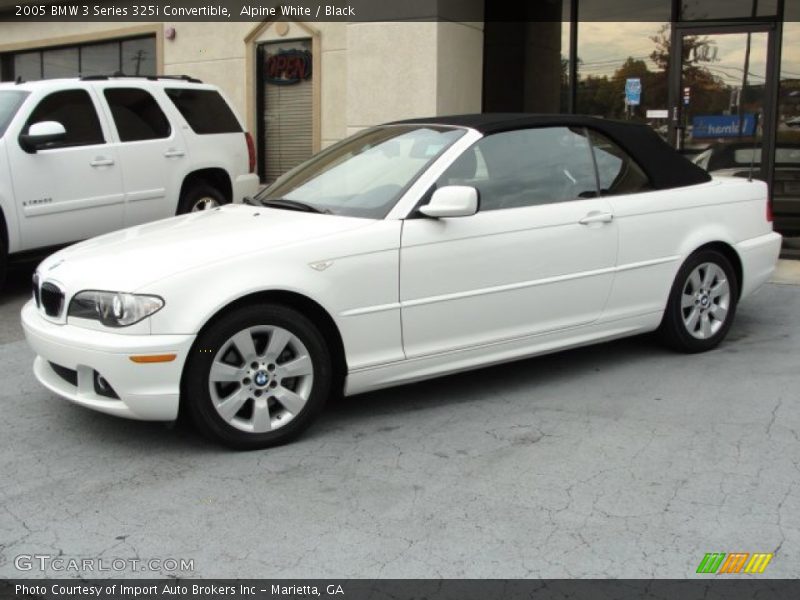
[[103, 88, 170, 142], [437, 127, 598, 212], [164, 88, 242, 134], [588, 130, 652, 195], [24, 89, 104, 148]]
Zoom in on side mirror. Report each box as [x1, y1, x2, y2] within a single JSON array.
[[20, 121, 67, 153], [419, 185, 478, 218]]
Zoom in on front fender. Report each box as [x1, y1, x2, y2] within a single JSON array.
[[144, 220, 404, 371]]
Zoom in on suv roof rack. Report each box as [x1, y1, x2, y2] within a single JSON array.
[[80, 74, 203, 83]]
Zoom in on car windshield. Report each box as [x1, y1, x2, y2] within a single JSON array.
[[255, 125, 465, 218], [0, 90, 29, 139]]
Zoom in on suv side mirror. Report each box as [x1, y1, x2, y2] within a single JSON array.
[[20, 121, 67, 153], [419, 185, 478, 218]]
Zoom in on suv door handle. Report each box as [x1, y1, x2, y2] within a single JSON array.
[[164, 149, 185, 158], [579, 212, 614, 225], [89, 157, 115, 167]]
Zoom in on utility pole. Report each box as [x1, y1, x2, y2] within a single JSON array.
[[131, 50, 145, 76]]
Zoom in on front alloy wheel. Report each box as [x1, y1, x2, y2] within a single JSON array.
[[185, 304, 332, 449], [209, 325, 314, 433]]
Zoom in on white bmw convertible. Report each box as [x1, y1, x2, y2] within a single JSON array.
[[23, 114, 781, 449]]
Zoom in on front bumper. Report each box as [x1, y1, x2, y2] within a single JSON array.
[[22, 300, 195, 421]]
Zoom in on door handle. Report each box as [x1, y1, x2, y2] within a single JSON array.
[[163, 149, 185, 158], [579, 212, 614, 225], [89, 157, 114, 167]]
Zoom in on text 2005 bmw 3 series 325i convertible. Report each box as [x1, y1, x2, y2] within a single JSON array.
[[23, 114, 782, 449]]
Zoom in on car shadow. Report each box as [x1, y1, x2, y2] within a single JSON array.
[[320, 334, 663, 424], [1, 261, 36, 303]]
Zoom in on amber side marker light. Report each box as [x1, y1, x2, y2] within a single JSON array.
[[129, 354, 177, 364]]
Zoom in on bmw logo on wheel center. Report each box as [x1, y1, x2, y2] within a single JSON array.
[[254, 371, 269, 387]]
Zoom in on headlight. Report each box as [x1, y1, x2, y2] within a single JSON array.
[[68, 291, 164, 327]]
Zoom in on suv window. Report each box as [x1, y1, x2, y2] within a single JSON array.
[[104, 88, 170, 142], [588, 130, 652, 195], [0, 91, 29, 139], [25, 89, 104, 148], [165, 88, 242, 134], [438, 127, 598, 211]]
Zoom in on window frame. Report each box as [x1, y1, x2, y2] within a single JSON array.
[[1, 35, 156, 83], [164, 88, 243, 135], [429, 124, 657, 214], [434, 125, 603, 213], [22, 88, 106, 151], [102, 87, 172, 143], [585, 127, 654, 197]]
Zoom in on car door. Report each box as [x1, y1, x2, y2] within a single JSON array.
[[8, 87, 124, 250], [400, 126, 618, 358], [586, 128, 678, 321], [99, 85, 187, 226]]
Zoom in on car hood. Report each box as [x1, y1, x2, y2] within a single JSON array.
[[36, 204, 372, 291]]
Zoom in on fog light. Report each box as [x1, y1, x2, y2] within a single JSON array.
[[93, 371, 119, 399]]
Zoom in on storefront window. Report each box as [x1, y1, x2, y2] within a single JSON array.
[[677, 31, 769, 155], [576, 21, 671, 134], [121, 38, 156, 77], [776, 2, 800, 241], [81, 42, 122, 77], [13, 52, 41, 82], [573, 1, 671, 136], [2, 36, 156, 82], [779, 3, 800, 140], [42, 47, 78, 79], [680, 0, 779, 21]]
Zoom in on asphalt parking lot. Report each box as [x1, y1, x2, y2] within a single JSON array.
[[1, 262, 799, 579]]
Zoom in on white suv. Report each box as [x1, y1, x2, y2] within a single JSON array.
[[0, 75, 260, 286]]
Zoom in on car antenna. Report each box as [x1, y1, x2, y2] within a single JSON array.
[[749, 112, 760, 183]]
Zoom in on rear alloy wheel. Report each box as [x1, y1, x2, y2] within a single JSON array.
[[177, 183, 228, 214], [185, 304, 332, 449], [659, 249, 739, 353]]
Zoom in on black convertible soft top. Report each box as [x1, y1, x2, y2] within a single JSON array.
[[391, 113, 712, 191]]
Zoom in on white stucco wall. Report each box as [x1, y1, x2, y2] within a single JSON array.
[[0, 20, 484, 147]]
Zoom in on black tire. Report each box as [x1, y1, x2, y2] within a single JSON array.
[[177, 183, 228, 214], [0, 234, 7, 291], [658, 249, 739, 353], [183, 304, 333, 450]]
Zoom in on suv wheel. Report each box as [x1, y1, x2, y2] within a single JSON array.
[[184, 304, 333, 450], [0, 235, 7, 290], [177, 183, 228, 214]]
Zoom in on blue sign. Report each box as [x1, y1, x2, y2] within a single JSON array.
[[692, 114, 757, 139], [625, 78, 642, 106]]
